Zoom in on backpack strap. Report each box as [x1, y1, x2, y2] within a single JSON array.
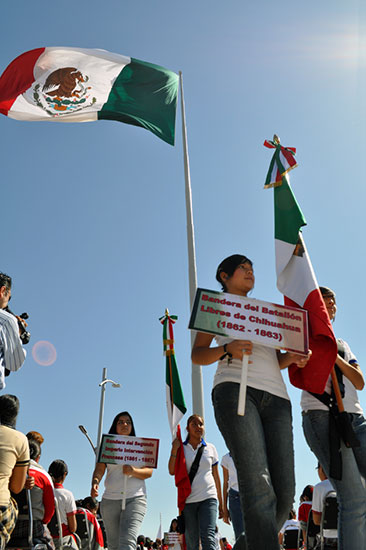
[[188, 444, 205, 485]]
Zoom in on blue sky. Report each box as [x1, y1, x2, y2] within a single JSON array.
[[1, 0, 366, 543]]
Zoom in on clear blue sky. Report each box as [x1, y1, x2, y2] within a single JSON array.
[[1, 0, 366, 543]]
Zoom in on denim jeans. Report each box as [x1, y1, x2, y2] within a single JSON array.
[[228, 488, 244, 541], [212, 383, 295, 550], [100, 496, 147, 550], [303, 410, 366, 550], [183, 498, 217, 550]]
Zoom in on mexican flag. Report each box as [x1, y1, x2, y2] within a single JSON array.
[[159, 311, 190, 511], [160, 312, 187, 438], [0, 47, 179, 145], [265, 138, 337, 393]]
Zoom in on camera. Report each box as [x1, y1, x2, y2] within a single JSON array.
[[4, 306, 31, 345]]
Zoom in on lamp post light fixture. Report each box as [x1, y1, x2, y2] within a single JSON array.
[[78, 367, 121, 459], [96, 367, 121, 457]]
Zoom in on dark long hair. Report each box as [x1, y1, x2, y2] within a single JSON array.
[[169, 518, 178, 532], [108, 411, 136, 436]]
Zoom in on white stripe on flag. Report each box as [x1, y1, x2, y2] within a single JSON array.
[[275, 238, 318, 307]]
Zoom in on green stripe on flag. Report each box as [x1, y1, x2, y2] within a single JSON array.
[[99, 58, 179, 145], [166, 354, 186, 415], [274, 176, 307, 244]]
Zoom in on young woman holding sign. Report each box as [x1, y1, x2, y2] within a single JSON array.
[[90, 411, 152, 550], [192, 254, 310, 550]]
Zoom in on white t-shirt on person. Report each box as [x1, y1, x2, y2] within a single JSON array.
[[183, 440, 219, 504], [221, 453, 239, 492], [102, 464, 146, 500], [301, 339, 363, 414], [214, 336, 289, 401], [312, 479, 337, 539]]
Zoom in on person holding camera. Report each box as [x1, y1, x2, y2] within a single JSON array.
[[0, 273, 26, 389]]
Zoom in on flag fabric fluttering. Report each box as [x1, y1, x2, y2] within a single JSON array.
[[159, 310, 190, 511], [0, 47, 179, 145], [264, 136, 337, 393]]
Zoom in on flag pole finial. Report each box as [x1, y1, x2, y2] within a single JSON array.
[[165, 308, 169, 316], [273, 134, 280, 145]]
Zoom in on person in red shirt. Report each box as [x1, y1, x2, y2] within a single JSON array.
[[297, 485, 313, 543], [76, 496, 104, 550]]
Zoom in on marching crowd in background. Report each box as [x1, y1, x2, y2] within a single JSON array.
[[1, 254, 366, 550]]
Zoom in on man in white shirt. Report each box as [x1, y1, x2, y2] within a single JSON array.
[[312, 464, 337, 541], [0, 273, 26, 390]]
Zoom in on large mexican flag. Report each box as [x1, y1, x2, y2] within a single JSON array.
[[0, 47, 179, 145], [265, 139, 337, 393]]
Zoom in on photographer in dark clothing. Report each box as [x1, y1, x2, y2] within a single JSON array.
[[0, 273, 26, 390]]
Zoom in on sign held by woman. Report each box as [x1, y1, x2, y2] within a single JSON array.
[[98, 434, 159, 468], [189, 288, 309, 355]]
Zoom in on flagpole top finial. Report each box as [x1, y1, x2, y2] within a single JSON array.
[[273, 134, 280, 145], [165, 308, 169, 316]]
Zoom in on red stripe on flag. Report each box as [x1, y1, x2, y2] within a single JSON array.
[[0, 47, 45, 115], [175, 425, 191, 511], [286, 288, 337, 393]]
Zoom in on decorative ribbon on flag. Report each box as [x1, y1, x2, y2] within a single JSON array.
[[160, 310, 178, 358], [264, 135, 297, 188]]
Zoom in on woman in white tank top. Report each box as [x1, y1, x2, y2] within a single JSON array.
[[192, 254, 310, 550]]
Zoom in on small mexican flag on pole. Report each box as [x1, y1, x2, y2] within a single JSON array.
[[264, 136, 337, 393], [159, 310, 187, 438], [159, 310, 191, 512]]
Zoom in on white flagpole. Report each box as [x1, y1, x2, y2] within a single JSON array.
[[179, 71, 204, 418]]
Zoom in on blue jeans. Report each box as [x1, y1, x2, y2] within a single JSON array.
[[303, 410, 366, 550], [212, 383, 295, 550], [183, 498, 217, 550], [228, 489, 244, 541], [100, 496, 147, 550]]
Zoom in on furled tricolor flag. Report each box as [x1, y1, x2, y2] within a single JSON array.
[[264, 136, 297, 188], [265, 136, 337, 393], [0, 47, 179, 145], [159, 310, 190, 511]]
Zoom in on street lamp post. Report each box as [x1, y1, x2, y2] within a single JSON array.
[[79, 367, 120, 459], [96, 367, 121, 458]]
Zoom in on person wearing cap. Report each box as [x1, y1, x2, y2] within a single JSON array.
[[192, 254, 311, 550], [301, 286, 366, 550]]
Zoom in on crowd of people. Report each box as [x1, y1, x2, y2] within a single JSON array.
[[1, 255, 366, 550]]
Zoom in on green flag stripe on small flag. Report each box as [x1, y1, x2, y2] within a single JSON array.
[[165, 354, 186, 416]]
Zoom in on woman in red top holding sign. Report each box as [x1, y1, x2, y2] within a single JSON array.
[[91, 411, 152, 550], [192, 254, 310, 550]]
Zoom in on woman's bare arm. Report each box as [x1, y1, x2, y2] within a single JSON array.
[[192, 333, 253, 365]]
